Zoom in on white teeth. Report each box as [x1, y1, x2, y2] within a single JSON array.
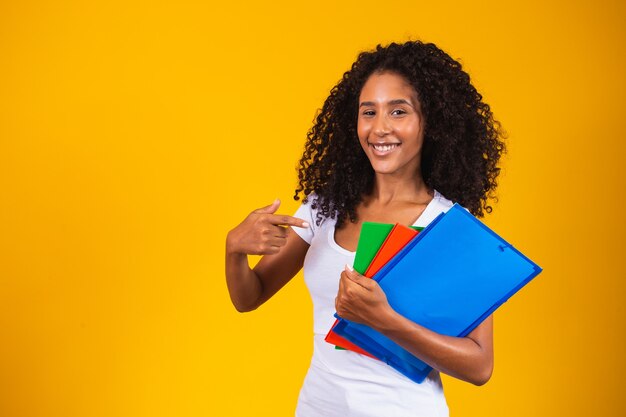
[[372, 144, 399, 152]]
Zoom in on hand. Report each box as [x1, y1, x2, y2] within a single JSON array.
[[335, 265, 394, 329], [226, 199, 309, 256]]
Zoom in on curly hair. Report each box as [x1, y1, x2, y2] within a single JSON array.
[[294, 40, 506, 228]]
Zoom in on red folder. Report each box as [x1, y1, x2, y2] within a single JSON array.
[[325, 224, 420, 357]]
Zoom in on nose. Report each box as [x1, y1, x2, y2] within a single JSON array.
[[373, 114, 392, 137]]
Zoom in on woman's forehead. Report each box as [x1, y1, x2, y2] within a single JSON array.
[[359, 71, 419, 105]]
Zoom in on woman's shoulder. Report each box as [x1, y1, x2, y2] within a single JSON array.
[[413, 190, 455, 228], [294, 192, 324, 218], [432, 190, 455, 211], [291, 192, 334, 244]]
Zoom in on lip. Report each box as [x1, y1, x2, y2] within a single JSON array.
[[369, 142, 401, 156]]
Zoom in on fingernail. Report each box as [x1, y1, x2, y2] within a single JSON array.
[[345, 264, 353, 272], [302, 221, 310, 228]]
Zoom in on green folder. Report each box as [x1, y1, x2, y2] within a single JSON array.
[[353, 223, 392, 273]]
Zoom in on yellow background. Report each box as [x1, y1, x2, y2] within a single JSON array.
[[1, 0, 624, 416]]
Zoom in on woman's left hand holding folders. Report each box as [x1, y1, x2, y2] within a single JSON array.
[[335, 265, 395, 331]]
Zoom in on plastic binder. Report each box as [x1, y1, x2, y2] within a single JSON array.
[[332, 204, 542, 383]]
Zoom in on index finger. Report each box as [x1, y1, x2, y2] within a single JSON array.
[[267, 213, 310, 228]]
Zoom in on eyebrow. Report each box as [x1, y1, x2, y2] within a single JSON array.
[[359, 99, 414, 108]]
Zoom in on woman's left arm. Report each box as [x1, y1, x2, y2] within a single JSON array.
[[335, 266, 494, 386]]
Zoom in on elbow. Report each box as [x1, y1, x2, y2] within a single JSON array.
[[231, 298, 261, 313], [471, 374, 491, 387], [234, 304, 249, 313], [226, 286, 262, 313], [235, 305, 257, 313], [233, 301, 258, 313], [471, 362, 494, 386]]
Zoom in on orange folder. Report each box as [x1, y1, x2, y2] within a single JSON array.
[[365, 224, 420, 278]]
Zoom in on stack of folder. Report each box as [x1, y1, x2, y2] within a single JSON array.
[[325, 203, 542, 383]]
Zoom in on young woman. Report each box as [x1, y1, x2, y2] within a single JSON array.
[[225, 41, 505, 417]]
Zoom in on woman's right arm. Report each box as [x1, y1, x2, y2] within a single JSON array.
[[225, 199, 310, 312]]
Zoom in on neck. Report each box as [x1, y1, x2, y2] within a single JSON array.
[[368, 170, 432, 205]]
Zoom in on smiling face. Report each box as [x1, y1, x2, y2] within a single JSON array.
[[357, 71, 424, 178]]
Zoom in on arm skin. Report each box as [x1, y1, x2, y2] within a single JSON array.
[[336, 266, 494, 386], [225, 200, 310, 312]]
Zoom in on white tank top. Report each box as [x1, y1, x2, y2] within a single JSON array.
[[291, 191, 453, 417]]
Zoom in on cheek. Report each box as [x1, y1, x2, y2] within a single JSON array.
[[399, 119, 422, 143]]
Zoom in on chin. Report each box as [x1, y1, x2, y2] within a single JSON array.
[[369, 162, 397, 175]]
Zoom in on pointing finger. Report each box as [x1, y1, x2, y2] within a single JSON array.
[[267, 214, 310, 228]]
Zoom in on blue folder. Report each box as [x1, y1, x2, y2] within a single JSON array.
[[333, 203, 542, 383]]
